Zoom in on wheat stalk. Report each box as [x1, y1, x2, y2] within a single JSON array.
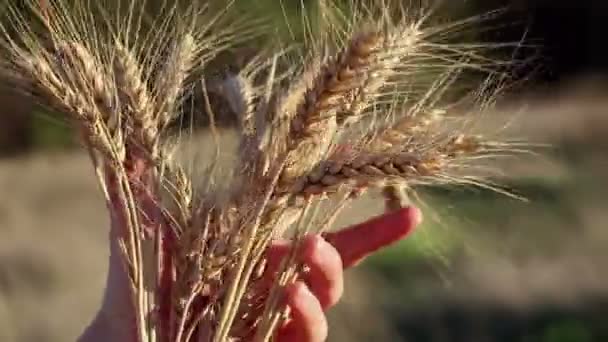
[[0, 1, 529, 341]]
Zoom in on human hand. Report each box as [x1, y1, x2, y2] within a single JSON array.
[[268, 207, 421, 342], [78, 207, 421, 342]]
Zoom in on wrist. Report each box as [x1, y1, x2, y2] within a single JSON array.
[[79, 229, 136, 342]]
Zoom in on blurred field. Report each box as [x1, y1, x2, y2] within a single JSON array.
[[1, 80, 608, 342]]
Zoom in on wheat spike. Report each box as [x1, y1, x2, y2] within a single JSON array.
[[157, 33, 197, 130], [282, 152, 444, 197], [282, 31, 387, 178], [280, 19, 423, 180], [18, 42, 119, 159], [114, 42, 158, 155]]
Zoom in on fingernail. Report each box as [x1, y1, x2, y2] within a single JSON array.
[[389, 206, 422, 228], [410, 206, 423, 226]]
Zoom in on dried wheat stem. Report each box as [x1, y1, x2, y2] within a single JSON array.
[[105, 167, 150, 341], [214, 161, 287, 342], [253, 201, 315, 342]]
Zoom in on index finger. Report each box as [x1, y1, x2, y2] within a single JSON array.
[[323, 207, 421, 268]]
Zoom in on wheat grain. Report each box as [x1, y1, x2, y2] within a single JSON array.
[[19, 43, 119, 159], [114, 42, 158, 155], [55, 41, 115, 120], [279, 18, 426, 182], [157, 34, 197, 130], [282, 31, 390, 179], [282, 152, 444, 197]]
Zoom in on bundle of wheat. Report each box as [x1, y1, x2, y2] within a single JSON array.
[[0, 1, 529, 341]]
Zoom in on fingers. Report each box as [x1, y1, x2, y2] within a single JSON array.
[[264, 239, 292, 276], [266, 208, 422, 342], [265, 207, 421, 305], [264, 236, 344, 309], [324, 206, 421, 268], [300, 236, 343, 309], [276, 281, 328, 342]]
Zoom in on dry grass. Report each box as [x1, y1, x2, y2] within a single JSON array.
[[0, 1, 531, 341]]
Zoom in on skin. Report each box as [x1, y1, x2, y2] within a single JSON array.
[[79, 206, 422, 342]]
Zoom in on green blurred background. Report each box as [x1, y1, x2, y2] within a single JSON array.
[[1, 1, 608, 341]]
